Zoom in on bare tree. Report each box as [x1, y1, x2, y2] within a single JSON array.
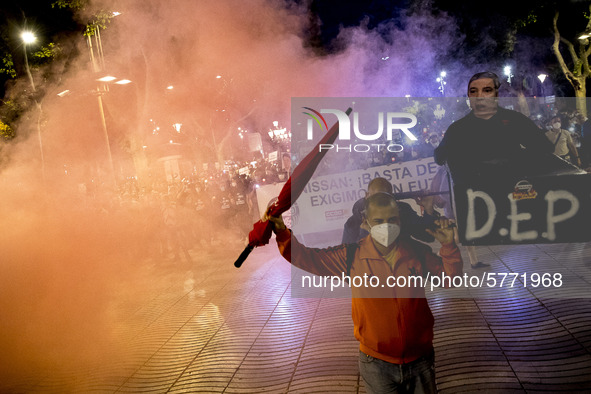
[[552, 5, 591, 116]]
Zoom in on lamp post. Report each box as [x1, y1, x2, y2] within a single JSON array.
[[88, 25, 118, 187], [21, 31, 36, 92], [84, 12, 122, 187], [21, 31, 45, 182], [538, 73, 547, 97]]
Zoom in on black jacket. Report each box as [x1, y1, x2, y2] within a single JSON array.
[[434, 107, 554, 184]]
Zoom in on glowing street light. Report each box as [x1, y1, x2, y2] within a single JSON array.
[[21, 31, 36, 44], [436, 71, 447, 96], [97, 75, 117, 82], [504, 65, 513, 84], [538, 73, 548, 97], [21, 30, 44, 181], [21, 31, 37, 91], [97, 76, 131, 84]]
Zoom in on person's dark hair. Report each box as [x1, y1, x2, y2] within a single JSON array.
[[364, 192, 397, 216], [468, 71, 501, 92]]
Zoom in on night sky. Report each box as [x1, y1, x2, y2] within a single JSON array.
[[0, 0, 589, 98]]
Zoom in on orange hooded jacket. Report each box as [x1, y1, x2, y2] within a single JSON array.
[[275, 228, 463, 364]]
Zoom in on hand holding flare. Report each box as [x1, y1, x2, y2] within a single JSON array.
[[234, 107, 352, 268]]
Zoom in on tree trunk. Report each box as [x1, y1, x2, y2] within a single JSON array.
[[575, 84, 587, 117]]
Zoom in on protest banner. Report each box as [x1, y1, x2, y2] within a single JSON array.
[[291, 157, 439, 240]]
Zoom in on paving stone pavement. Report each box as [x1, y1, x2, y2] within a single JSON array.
[[2, 240, 591, 393]]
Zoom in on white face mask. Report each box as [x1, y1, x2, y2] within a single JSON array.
[[368, 223, 400, 248], [552, 122, 561, 130]]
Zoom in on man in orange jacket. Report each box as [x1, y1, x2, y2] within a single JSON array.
[[265, 192, 463, 393]]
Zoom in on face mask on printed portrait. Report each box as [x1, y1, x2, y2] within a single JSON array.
[[368, 223, 400, 247]]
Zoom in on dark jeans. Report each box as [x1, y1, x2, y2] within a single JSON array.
[[359, 350, 437, 394]]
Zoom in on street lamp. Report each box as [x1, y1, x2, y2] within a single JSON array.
[[21, 31, 36, 91], [537, 73, 548, 97], [85, 13, 128, 188], [436, 71, 446, 96], [21, 31, 36, 44], [21, 30, 45, 182], [504, 66, 513, 84]]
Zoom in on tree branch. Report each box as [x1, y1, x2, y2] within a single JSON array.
[[560, 36, 579, 66], [552, 11, 581, 89], [581, 42, 591, 77]]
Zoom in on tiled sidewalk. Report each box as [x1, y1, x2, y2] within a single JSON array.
[[3, 241, 591, 393]]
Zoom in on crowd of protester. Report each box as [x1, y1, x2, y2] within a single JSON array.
[[524, 107, 590, 170], [91, 156, 290, 263]]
